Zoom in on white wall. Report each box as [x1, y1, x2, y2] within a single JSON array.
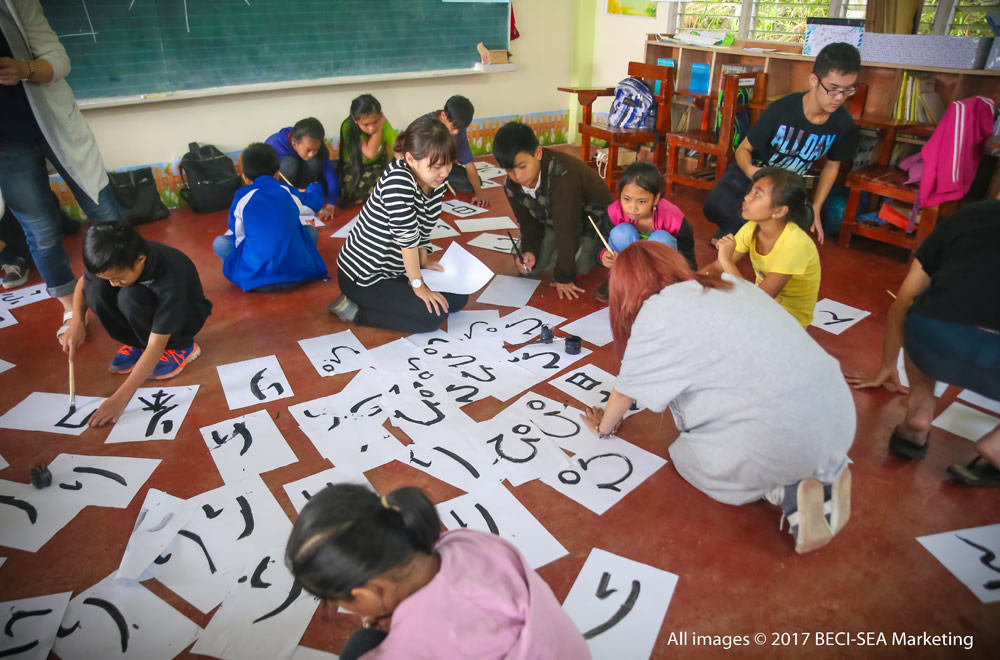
[[81, 2, 574, 170], [590, 1, 669, 115]]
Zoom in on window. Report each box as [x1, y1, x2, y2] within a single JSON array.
[[949, 0, 997, 37], [676, 1, 870, 43], [750, 0, 832, 43], [676, 1, 743, 34]]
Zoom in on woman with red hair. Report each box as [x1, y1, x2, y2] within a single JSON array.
[[582, 241, 855, 554]]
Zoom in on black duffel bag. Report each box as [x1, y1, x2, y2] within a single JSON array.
[[179, 142, 241, 213], [108, 167, 170, 225]]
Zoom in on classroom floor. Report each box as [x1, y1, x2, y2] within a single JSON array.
[[1, 149, 998, 659]]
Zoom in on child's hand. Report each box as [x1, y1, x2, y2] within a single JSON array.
[[810, 212, 825, 245], [89, 392, 129, 427], [580, 406, 604, 435], [521, 252, 536, 273], [601, 251, 617, 268], [716, 234, 736, 263], [318, 204, 336, 220], [422, 258, 444, 272], [414, 285, 449, 316], [61, 318, 87, 360], [471, 194, 491, 208], [552, 281, 584, 300], [845, 367, 908, 393]]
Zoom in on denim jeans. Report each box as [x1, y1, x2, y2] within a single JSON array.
[[905, 312, 1000, 401], [0, 139, 122, 297], [608, 223, 677, 252]]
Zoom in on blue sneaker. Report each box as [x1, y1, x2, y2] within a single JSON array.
[[152, 344, 201, 380], [109, 345, 144, 374]]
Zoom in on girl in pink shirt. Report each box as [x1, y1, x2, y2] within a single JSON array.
[[286, 484, 590, 660]]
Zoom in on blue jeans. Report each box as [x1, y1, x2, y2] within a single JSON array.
[[905, 312, 1000, 401], [0, 139, 122, 298], [608, 223, 677, 252], [213, 224, 318, 260]]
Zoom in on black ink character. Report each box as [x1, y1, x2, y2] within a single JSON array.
[[323, 346, 362, 373], [393, 400, 446, 427], [956, 535, 1000, 590], [567, 372, 601, 392], [446, 384, 479, 404], [59, 466, 129, 491], [449, 503, 500, 535], [504, 317, 543, 336], [818, 309, 854, 326], [54, 407, 95, 429], [250, 367, 284, 400], [211, 421, 253, 456], [582, 572, 641, 639], [558, 453, 635, 492], [2, 607, 54, 656], [137, 390, 179, 436], [487, 425, 540, 464]]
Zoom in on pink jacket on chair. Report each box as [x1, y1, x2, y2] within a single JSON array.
[[919, 96, 996, 207]]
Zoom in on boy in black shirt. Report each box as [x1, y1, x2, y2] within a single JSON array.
[[61, 222, 212, 427], [704, 42, 860, 244]]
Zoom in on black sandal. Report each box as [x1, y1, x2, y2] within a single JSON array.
[[947, 456, 1000, 487], [889, 429, 928, 460]]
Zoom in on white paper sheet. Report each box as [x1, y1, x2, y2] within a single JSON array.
[[548, 364, 643, 420], [40, 453, 161, 509], [0, 392, 106, 436], [0, 591, 72, 660], [217, 355, 294, 409], [479, 178, 501, 189], [560, 307, 613, 347], [0, 452, 6, 470], [932, 402, 999, 442], [105, 386, 200, 444], [0, 557, 5, 569], [297, 329, 369, 378], [191, 546, 319, 660], [896, 349, 947, 396], [117, 490, 194, 581], [467, 232, 517, 253], [0, 308, 16, 329], [505, 392, 605, 455], [0, 478, 86, 552], [385, 382, 479, 442], [0, 284, 48, 309], [281, 465, 373, 513], [290, 647, 339, 660], [297, 417, 404, 473], [541, 437, 667, 515], [497, 306, 566, 343], [402, 436, 505, 494], [562, 548, 679, 660], [956, 390, 1000, 416], [330, 217, 356, 238], [508, 342, 593, 379], [420, 243, 494, 295], [433, 357, 542, 406], [417, 337, 511, 367], [474, 165, 506, 180], [474, 413, 574, 486], [446, 309, 501, 340], [437, 485, 568, 569], [810, 299, 871, 335], [428, 219, 459, 239], [441, 199, 488, 217], [54, 573, 200, 660], [200, 410, 298, 484], [454, 216, 518, 233], [917, 523, 1000, 603], [477, 275, 540, 308], [425, 242, 443, 254]]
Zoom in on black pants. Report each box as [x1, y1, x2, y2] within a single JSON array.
[[84, 278, 207, 350], [338, 270, 467, 334], [279, 146, 329, 198], [703, 162, 752, 236], [447, 162, 478, 193], [340, 628, 387, 660]]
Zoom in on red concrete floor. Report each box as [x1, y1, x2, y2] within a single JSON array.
[[1, 151, 998, 659]]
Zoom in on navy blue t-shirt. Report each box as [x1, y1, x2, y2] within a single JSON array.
[[747, 92, 856, 175]]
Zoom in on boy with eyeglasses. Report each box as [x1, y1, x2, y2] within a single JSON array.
[[704, 42, 861, 244]]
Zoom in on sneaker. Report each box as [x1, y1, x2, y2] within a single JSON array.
[[328, 294, 359, 322], [152, 344, 201, 380], [109, 345, 144, 374], [825, 467, 852, 536], [767, 478, 833, 554], [2, 258, 29, 289], [596, 280, 609, 303]]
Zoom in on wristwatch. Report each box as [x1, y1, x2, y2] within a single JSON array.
[[410, 278, 423, 289], [20, 60, 34, 81]]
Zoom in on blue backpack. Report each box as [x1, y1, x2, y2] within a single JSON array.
[[608, 77, 656, 130]]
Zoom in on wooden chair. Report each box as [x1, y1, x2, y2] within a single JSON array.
[[562, 62, 674, 192], [665, 72, 767, 195]]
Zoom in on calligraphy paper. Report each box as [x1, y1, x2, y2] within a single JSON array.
[[810, 299, 871, 335], [548, 364, 643, 420], [428, 219, 459, 239], [506, 392, 605, 455], [37, 453, 160, 509], [217, 355, 294, 410], [0, 357, 10, 372], [446, 309, 501, 341], [330, 217, 356, 238], [475, 412, 575, 486], [118, 489, 194, 580], [0, 308, 16, 329], [290, 648, 339, 660], [497, 306, 566, 343], [431, 354, 541, 405], [0, 392, 106, 436], [917, 523, 1000, 603], [420, 243, 494, 295], [0, 479, 86, 552], [105, 386, 200, 444], [467, 232, 517, 253], [0, 284, 48, 309], [0, 591, 72, 660], [454, 216, 518, 233], [441, 199, 488, 217], [477, 275, 539, 308], [932, 403, 999, 442], [956, 390, 1000, 416], [281, 465, 373, 513], [508, 342, 592, 379], [297, 329, 369, 378], [473, 164, 506, 180], [298, 417, 404, 473], [560, 307, 613, 347], [562, 548, 678, 660], [0, 451, 6, 470], [402, 436, 505, 494], [437, 485, 568, 569], [896, 349, 947, 396], [54, 573, 200, 660], [200, 410, 297, 484], [479, 178, 501, 189]]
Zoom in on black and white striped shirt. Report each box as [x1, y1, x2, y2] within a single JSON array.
[[337, 160, 444, 287]]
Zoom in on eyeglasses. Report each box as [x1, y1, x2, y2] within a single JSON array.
[[817, 79, 857, 99]]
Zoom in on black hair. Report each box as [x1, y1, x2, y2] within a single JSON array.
[[241, 142, 280, 180], [394, 115, 456, 168], [618, 161, 665, 197], [82, 221, 148, 274], [493, 121, 540, 169], [344, 95, 383, 198], [443, 95, 474, 131], [285, 484, 441, 602], [752, 167, 814, 230], [291, 117, 325, 143], [813, 43, 861, 79]]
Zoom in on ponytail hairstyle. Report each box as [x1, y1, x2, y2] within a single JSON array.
[[610, 241, 731, 359], [752, 167, 814, 231], [286, 484, 441, 602], [393, 115, 457, 169], [344, 94, 383, 197], [618, 160, 665, 197]]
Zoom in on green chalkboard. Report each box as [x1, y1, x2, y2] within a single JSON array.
[[42, 0, 510, 101]]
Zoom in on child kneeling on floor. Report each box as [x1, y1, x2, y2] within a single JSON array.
[[61, 222, 212, 427], [213, 142, 329, 292], [286, 484, 590, 660]]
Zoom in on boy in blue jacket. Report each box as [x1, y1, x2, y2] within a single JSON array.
[[212, 143, 329, 292], [264, 117, 338, 220]]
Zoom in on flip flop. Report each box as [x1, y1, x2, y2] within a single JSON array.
[[889, 429, 928, 460], [947, 456, 1000, 487]]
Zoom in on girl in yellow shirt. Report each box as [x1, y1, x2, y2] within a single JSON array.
[[704, 168, 821, 327]]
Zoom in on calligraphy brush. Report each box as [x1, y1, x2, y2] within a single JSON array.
[[278, 171, 293, 186], [446, 182, 458, 197], [68, 360, 76, 415], [507, 231, 527, 273]]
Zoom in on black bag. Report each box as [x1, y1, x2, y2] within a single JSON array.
[[108, 167, 170, 225], [178, 142, 241, 213]]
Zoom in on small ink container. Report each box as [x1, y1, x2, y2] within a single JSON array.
[[565, 335, 582, 355]]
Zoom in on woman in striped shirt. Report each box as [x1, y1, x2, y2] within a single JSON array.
[[330, 116, 467, 333]]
